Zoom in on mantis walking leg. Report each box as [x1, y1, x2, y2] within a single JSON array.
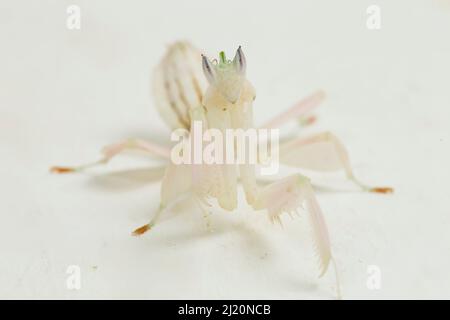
[[51, 139, 170, 174], [279, 132, 393, 193]]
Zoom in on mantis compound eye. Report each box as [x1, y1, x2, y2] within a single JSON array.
[[232, 46, 246, 75], [202, 54, 216, 85]]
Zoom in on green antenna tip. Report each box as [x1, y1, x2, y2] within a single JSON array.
[[219, 51, 226, 63]]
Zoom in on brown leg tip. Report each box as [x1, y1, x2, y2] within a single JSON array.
[[370, 187, 394, 194], [50, 166, 75, 174], [132, 224, 151, 236]]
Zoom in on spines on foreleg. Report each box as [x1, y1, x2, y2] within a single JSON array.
[[254, 174, 341, 296]]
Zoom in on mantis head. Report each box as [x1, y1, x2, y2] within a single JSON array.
[[201, 46, 246, 104]]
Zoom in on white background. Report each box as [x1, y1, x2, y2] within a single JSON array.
[[1, 0, 450, 299]]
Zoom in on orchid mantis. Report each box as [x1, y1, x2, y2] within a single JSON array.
[[51, 41, 393, 298]]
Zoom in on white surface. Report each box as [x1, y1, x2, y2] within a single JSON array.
[[1, 0, 450, 299]]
